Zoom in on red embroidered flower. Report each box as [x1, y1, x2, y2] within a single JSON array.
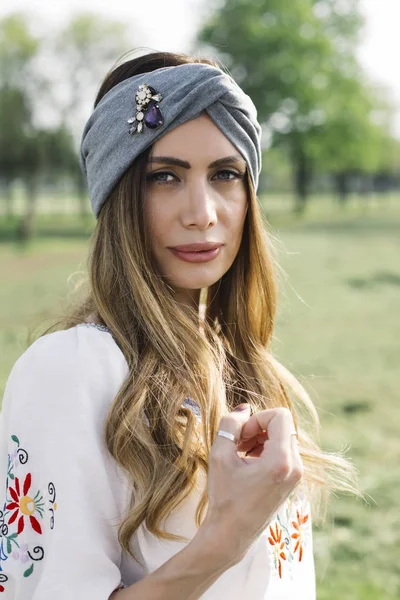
[[6, 473, 43, 535], [291, 509, 309, 562], [268, 522, 287, 578]]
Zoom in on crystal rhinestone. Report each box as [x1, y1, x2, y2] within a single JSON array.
[[129, 123, 138, 134], [137, 121, 144, 133], [136, 112, 144, 121], [136, 104, 142, 110], [137, 90, 147, 101], [151, 93, 163, 102], [144, 101, 164, 129], [127, 117, 136, 124]]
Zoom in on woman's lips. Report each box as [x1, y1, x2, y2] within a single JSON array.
[[169, 246, 222, 263]]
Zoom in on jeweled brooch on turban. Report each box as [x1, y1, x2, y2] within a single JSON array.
[[127, 83, 164, 134]]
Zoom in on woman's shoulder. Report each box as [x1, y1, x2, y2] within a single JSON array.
[[2, 323, 129, 422], [13, 322, 125, 376]]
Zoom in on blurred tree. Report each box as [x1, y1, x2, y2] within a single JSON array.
[[47, 13, 131, 217], [308, 0, 397, 201], [52, 13, 130, 134], [0, 87, 31, 217], [0, 12, 131, 236], [312, 0, 364, 50], [197, 0, 395, 210], [260, 145, 292, 194], [306, 74, 390, 202], [0, 13, 40, 89], [0, 13, 40, 219], [17, 126, 77, 240], [375, 133, 400, 186], [0, 14, 83, 237]]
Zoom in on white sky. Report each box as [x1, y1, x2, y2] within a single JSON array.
[[1, 0, 400, 136]]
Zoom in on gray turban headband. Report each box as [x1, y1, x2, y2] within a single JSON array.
[[79, 62, 262, 218]]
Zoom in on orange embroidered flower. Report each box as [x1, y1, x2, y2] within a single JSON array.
[[268, 522, 287, 578], [291, 509, 309, 562], [6, 473, 44, 535]]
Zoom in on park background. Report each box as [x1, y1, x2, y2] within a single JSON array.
[[0, 0, 399, 598]]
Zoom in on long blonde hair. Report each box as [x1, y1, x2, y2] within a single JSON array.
[[37, 50, 359, 566]]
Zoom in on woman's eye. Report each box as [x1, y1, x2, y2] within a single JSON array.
[[213, 169, 244, 181], [146, 169, 245, 185], [147, 171, 177, 185]]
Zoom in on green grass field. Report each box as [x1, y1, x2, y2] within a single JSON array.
[[1, 193, 399, 598]]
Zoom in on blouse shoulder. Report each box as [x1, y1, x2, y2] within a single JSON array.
[[2, 324, 128, 420], [10, 323, 125, 378]]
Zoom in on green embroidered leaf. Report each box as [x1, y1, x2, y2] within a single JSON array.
[[9, 473, 15, 480], [24, 564, 34, 577], [8, 533, 18, 539], [7, 539, 11, 554], [11, 435, 20, 445]]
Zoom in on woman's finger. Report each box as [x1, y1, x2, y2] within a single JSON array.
[[245, 443, 264, 458], [236, 430, 268, 452], [211, 404, 251, 458], [241, 407, 295, 443]]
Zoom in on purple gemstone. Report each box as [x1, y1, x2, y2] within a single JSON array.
[[144, 101, 164, 129]]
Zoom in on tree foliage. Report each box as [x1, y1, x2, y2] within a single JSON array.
[[0, 11, 131, 236], [197, 0, 397, 207], [51, 13, 131, 140]]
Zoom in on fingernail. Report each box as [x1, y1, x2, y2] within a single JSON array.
[[233, 403, 250, 412]]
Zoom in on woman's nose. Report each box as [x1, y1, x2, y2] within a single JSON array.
[[181, 181, 217, 229]]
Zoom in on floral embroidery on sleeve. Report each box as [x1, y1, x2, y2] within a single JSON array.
[[268, 521, 287, 578], [7, 472, 44, 535], [291, 508, 309, 562], [0, 435, 57, 594], [267, 487, 312, 581]]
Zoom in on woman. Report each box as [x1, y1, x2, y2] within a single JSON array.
[[0, 51, 357, 599]]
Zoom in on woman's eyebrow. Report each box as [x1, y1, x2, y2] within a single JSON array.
[[148, 155, 246, 169]]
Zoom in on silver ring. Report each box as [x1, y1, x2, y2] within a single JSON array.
[[217, 429, 238, 444]]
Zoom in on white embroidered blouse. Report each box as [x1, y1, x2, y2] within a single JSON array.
[[0, 323, 316, 599]]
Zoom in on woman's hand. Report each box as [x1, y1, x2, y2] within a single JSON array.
[[236, 412, 269, 458], [202, 404, 303, 564]]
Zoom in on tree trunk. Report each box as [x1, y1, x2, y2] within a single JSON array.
[[359, 174, 372, 196], [293, 149, 311, 215], [335, 172, 350, 204], [17, 177, 38, 242], [4, 180, 14, 218], [76, 171, 90, 222]]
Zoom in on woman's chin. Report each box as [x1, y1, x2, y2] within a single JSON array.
[[169, 275, 222, 290]]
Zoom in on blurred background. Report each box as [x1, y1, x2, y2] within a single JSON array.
[[0, 0, 399, 598]]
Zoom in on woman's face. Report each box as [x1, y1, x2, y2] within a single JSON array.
[[144, 114, 248, 306]]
